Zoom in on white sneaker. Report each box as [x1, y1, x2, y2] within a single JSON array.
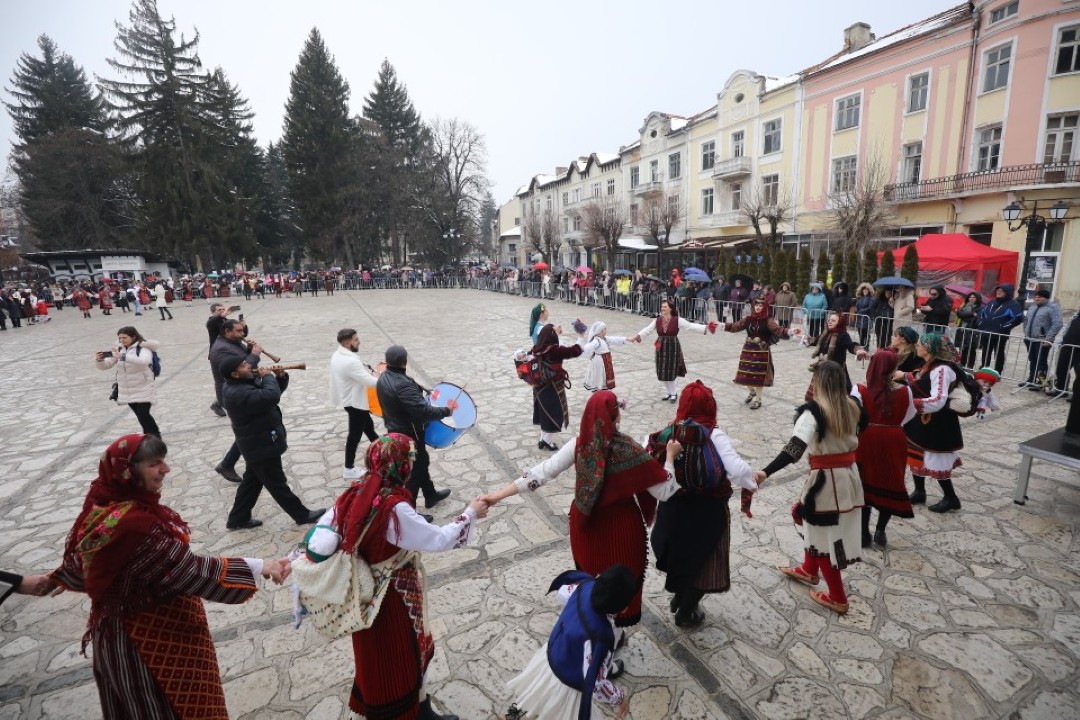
[[343, 466, 362, 481]]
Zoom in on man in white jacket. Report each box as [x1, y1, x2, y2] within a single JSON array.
[[329, 328, 382, 480]]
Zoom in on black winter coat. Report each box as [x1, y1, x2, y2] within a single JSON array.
[[376, 367, 452, 440], [223, 373, 290, 463]]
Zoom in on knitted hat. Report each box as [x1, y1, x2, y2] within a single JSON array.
[[896, 326, 919, 345], [974, 367, 1001, 385], [218, 355, 248, 377], [590, 564, 636, 615]]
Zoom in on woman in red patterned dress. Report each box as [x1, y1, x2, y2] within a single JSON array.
[[852, 350, 915, 547], [45, 434, 287, 719]]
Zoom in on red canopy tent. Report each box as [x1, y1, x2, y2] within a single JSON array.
[[878, 233, 1018, 296]]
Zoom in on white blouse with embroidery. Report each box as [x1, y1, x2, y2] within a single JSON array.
[[513, 440, 678, 501]]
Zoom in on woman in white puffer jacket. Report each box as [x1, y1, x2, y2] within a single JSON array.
[[96, 325, 161, 437]]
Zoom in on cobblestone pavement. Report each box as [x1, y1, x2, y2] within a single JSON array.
[[1, 289, 1078, 720]]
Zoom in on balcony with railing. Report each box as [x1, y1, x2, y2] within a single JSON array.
[[883, 161, 1080, 202], [711, 156, 753, 179], [632, 180, 665, 196]]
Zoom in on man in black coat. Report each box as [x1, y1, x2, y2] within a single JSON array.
[[376, 345, 456, 516], [220, 356, 323, 530], [210, 319, 261, 482], [1052, 310, 1080, 401]]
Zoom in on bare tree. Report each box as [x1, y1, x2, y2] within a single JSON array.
[[827, 151, 896, 259], [740, 180, 794, 248], [581, 195, 629, 271], [523, 205, 560, 267], [640, 187, 684, 248]]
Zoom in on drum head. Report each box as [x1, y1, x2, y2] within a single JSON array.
[[429, 382, 477, 428]]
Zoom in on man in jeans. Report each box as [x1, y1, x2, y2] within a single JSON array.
[[220, 357, 323, 530], [1021, 289, 1063, 390]]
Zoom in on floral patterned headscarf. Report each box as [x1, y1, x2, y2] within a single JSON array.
[[918, 332, 960, 364], [335, 433, 415, 553]]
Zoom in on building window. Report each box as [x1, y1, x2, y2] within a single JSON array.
[[762, 119, 782, 154], [630, 203, 639, 224], [668, 194, 680, 214], [573, 216, 582, 231], [762, 174, 779, 206], [831, 155, 858, 193], [967, 223, 994, 246], [907, 72, 929, 113], [572, 188, 582, 203], [545, 196, 552, 211], [650, 160, 659, 182], [607, 178, 616, 195], [630, 166, 640, 188], [983, 43, 1011, 92], [701, 140, 715, 170], [508, 243, 517, 254], [902, 142, 923, 183], [562, 192, 568, 205], [1055, 25, 1080, 75], [514, 217, 520, 225], [591, 182, 601, 198], [701, 187, 714, 216], [976, 125, 1003, 171], [1044, 114, 1078, 163], [732, 131, 744, 158], [669, 152, 682, 180], [989, 1, 1018, 25], [730, 182, 742, 210], [835, 95, 861, 131]]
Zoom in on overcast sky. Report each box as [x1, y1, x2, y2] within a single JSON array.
[[2, 0, 954, 205]]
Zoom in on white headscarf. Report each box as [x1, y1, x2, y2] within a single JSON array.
[[587, 321, 608, 355]]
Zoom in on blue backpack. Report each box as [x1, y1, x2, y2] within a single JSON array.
[[647, 419, 726, 491], [136, 345, 162, 377]]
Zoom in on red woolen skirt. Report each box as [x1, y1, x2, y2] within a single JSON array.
[[569, 500, 647, 627], [857, 425, 915, 517]]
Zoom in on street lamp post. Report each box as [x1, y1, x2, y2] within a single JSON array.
[[443, 228, 459, 269], [1001, 199, 1069, 302]]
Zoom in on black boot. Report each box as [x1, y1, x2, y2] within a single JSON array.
[[419, 694, 459, 720], [910, 475, 926, 505], [874, 510, 891, 546], [674, 589, 705, 628], [861, 506, 873, 547], [929, 480, 961, 513]]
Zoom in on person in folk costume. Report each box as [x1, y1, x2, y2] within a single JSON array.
[[182, 281, 194, 306], [761, 361, 866, 615], [482, 391, 679, 637], [579, 321, 631, 392], [137, 283, 153, 311], [898, 333, 966, 513], [630, 298, 717, 402], [723, 296, 798, 410], [889, 325, 923, 373], [44, 434, 288, 719], [531, 323, 585, 451], [202, 277, 215, 302], [301, 434, 486, 720], [851, 350, 916, 547], [646, 381, 760, 628], [75, 287, 93, 319], [806, 311, 868, 401], [507, 565, 637, 720], [529, 303, 561, 346], [98, 283, 114, 315]]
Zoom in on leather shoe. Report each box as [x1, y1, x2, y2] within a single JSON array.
[[215, 464, 242, 483], [909, 489, 926, 505], [928, 496, 961, 513], [674, 608, 705, 628], [424, 488, 451, 509], [295, 508, 326, 525], [421, 514, 434, 523], [874, 529, 887, 547], [210, 402, 227, 417], [226, 518, 263, 530]]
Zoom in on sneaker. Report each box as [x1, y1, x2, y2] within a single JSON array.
[[343, 466, 362, 481]]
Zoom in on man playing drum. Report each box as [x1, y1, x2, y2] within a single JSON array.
[[376, 345, 458, 522]]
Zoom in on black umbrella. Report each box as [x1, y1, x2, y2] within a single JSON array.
[[613, 269, 632, 276], [644, 274, 663, 282], [873, 276, 915, 288], [728, 273, 755, 288]]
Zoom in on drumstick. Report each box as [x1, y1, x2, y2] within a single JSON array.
[[449, 383, 468, 409]]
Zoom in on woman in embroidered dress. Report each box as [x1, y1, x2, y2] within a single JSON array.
[[724, 297, 798, 410], [304, 434, 485, 720], [579, 321, 631, 392], [630, 298, 715, 402], [852, 351, 915, 547], [75, 287, 93, 318], [759, 361, 865, 615], [647, 381, 759, 627], [531, 323, 585, 451], [45, 434, 285, 719], [98, 284, 114, 315], [899, 333, 965, 513], [483, 391, 679, 632]]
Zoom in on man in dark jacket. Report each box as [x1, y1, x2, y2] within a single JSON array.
[[209, 319, 261, 482], [1051, 310, 1080, 400], [1022, 289, 1063, 389], [376, 345, 456, 515], [220, 356, 322, 530], [916, 286, 952, 333], [978, 284, 1024, 373]]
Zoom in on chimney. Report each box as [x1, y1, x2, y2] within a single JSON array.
[[844, 22, 875, 52], [556, 166, 568, 175]]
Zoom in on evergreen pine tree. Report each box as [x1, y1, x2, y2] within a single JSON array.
[[777, 248, 792, 288], [845, 248, 858, 284], [862, 246, 878, 284], [834, 249, 848, 286], [901, 244, 920, 285], [880, 249, 897, 278], [281, 27, 357, 264], [262, 142, 304, 267], [817, 248, 833, 285], [363, 59, 422, 153], [5, 35, 105, 142], [796, 249, 812, 302]]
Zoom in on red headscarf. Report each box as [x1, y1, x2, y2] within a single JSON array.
[[863, 350, 899, 416], [675, 380, 717, 429], [826, 311, 849, 334], [749, 297, 770, 321], [574, 391, 669, 524], [335, 433, 415, 553]]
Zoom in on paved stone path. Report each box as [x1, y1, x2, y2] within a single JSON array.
[[0, 289, 1077, 720]]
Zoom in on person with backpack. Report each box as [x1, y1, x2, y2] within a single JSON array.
[[528, 324, 586, 450], [95, 326, 162, 437], [898, 333, 966, 513], [646, 381, 759, 628], [507, 565, 637, 720], [722, 297, 799, 410]]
